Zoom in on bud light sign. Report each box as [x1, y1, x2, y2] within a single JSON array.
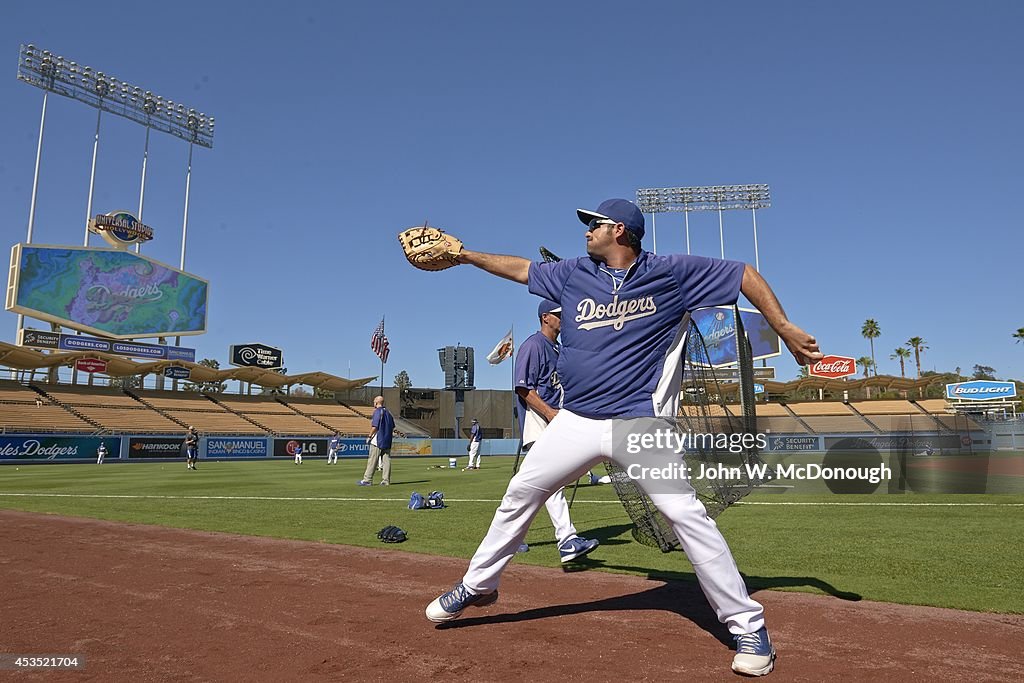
[[808, 355, 857, 379], [945, 381, 1016, 401]]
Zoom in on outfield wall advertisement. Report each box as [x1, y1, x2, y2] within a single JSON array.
[[7, 243, 209, 339], [0, 435, 121, 461], [128, 437, 186, 459], [205, 438, 269, 458], [767, 436, 822, 452], [273, 438, 330, 457]]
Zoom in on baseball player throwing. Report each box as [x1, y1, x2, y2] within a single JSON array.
[[401, 198, 822, 676]]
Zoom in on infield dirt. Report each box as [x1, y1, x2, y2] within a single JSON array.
[[1, 509, 1021, 682]]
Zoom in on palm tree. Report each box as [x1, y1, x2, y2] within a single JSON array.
[[857, 356, 874, 378], [906, 337, 928, 379], [1014, 328, 1024, 344], [861, 319, 881, 376], [890, 347, 911, 378]]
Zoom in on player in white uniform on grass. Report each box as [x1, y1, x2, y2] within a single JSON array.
[[422, 199, 822, 677], [327, 434, 341, 464], [516, 298, 600, 563], [464, 418, 483, 469]]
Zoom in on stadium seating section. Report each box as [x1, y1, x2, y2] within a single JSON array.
[[0, 379, 981, 437], [0, 380, 372, 436]]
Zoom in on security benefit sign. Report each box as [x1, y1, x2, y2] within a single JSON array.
[[767, 436, 822, 452], [7, 244, 208, 339], [945, 380, 1016, 401]]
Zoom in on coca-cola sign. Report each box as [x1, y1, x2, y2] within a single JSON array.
[[808, 355, 856, 379]]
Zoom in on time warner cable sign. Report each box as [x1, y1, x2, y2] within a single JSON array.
[[945, 380, 1017, 401], [230, 343, 283, 370], [7, 244, 208, 339]]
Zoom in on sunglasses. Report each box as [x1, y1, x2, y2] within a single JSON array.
[[587, 218, 617, 230]]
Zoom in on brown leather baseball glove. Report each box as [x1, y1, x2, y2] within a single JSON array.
[[398, 225, 464, 271]]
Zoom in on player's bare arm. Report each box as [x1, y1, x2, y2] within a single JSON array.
[[740, 264, 822, 366], [456, 250, 530, 284], [515, 386, 558, 423]]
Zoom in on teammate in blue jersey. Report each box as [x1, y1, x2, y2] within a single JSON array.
[[327, 433, 341, 465], [515, 298, 599, 563], [465, 418, 483, 469], [423, 198, 822, 676], [358, 395, 395, 486]]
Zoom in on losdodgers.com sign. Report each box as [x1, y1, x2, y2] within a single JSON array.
[[945, 380, 1016, 401]]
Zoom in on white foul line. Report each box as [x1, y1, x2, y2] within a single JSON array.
[[0, 492, 1021, 507]]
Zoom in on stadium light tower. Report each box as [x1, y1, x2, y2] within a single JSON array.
[[16, 44, 215, 247], [15, 44, 216, 349], [635, 184, 770, 270]]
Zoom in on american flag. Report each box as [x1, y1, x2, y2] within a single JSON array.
[[370, 319, 390, 364]]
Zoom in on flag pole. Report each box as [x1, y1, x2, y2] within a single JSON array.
[[379, 315, 385, 396], [510, 324, 517, 440]]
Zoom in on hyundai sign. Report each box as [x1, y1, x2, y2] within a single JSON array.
[[945, 380, 1017, 401]]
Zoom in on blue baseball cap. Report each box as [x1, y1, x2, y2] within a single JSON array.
[[538, 299, 562, 317], [577, 198, 645, 241]]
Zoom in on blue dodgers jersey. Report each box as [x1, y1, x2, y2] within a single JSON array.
[[372, 407, 395, 450], [529, 251, 744, 418], [514, 331, 562, 435]]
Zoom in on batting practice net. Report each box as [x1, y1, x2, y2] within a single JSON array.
[[603, 305, 772, 552]]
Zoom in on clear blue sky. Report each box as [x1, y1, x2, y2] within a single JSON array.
[[2, 1, 1021, 390]]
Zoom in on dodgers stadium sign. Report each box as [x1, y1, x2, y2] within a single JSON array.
[[945, 380, 1017, 401], [690, 306, 781, 367]]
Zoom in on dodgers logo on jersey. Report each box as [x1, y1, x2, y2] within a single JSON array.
[[575, 295, 657, 331]]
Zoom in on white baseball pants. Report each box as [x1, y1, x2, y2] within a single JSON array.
[[467, 441, 481, 468], [461, 409, 764, 635]]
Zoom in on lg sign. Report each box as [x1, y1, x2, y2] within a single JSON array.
[[808, 355, 857, 379]]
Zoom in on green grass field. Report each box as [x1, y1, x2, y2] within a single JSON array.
[[1, 456, 1021, 614]]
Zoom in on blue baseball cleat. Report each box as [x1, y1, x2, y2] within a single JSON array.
[[425, 582, 499, 623], [558, 536, 600, 563], [356, 480, 372, 486], [732, 626, 776, 676]]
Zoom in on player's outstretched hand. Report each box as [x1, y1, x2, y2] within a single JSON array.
[[779, 322, 823, 366]]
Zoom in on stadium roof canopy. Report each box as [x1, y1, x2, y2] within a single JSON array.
[[707, 373, 956, 396], [0, 341, 375, 391]]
